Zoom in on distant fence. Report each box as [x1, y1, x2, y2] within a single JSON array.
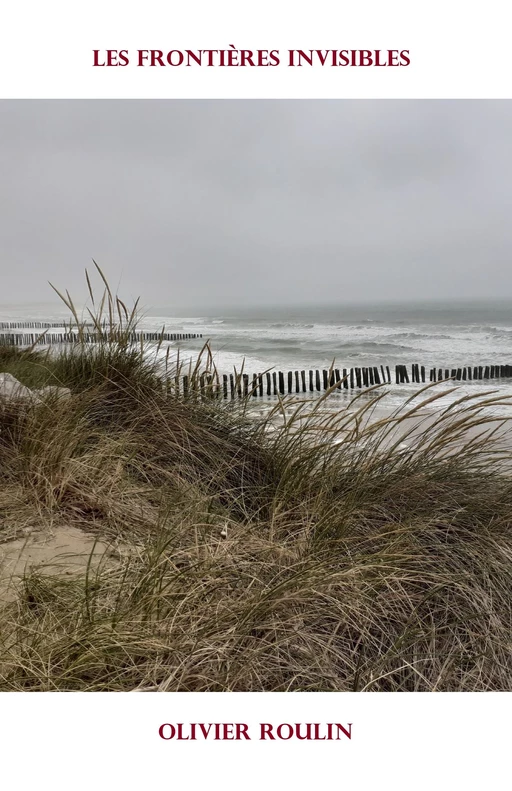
[[0, 321, 96, 329], [0, 331, 202, 346], [175, 363, 512, 399]]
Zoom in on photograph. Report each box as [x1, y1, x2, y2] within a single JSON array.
[[1, 98, 511, 694]]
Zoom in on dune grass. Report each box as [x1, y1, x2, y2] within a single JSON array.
[[0, 270, 511, 691]]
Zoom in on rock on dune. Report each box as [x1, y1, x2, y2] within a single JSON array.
[[0, 372, 37, 402], [0, 373, 71, 403], [33, 385, 71, 400]]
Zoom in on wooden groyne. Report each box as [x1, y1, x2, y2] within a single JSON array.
[[175, 363, 512, 399], [0, 331, 202, 346], [0, 321, 96, 329]]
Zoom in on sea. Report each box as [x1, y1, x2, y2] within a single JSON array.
[[3, 299, 512, 416]]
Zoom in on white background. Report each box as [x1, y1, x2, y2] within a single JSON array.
[[0, 1, 511, 788], [0, 692, 509, 789], [0, 0, 511, 97]]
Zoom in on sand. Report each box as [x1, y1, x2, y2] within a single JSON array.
[[0, 525, 112, 603]]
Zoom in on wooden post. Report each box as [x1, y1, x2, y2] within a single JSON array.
[[484, 366, 490, 379], [395, 365, 400, 384], [355, 368, 362, 388], [350, 368, 354, 388], [309, 370, 314, 391], [301, 370, 306, 392], [279, 372, 285, 394], [315, 370, 321, 391], [259, 374, 264, 396], [223, 374, 228, 398], [343, 369, 348, 389], [272, 372, 278, 395], [295, 370, 300, 393], [266, 372, 271, 395], [421, 365, 425, 383], [322, 370, 328, 389], [288, 371, 293, 393]]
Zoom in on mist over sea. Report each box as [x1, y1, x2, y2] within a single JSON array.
[[3, 299, 512, 413]]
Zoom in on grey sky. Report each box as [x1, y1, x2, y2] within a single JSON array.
[[1, 100, 512, 311]]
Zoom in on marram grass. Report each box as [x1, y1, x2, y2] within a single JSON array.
[[0, 268, 511, 691]]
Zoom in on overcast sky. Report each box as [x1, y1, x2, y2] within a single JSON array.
[[1, 100, 512, 311]]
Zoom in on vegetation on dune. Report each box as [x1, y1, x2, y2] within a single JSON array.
[[0, 267, 511, 691]]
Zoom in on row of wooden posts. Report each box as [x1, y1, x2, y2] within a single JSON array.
[[0, 331, 203, 346], [176, 363, 512, 399], [0, 321, 96, 329]]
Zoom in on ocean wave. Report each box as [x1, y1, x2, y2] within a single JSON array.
[[469, 325, 512, 336], [390, 332, 454, 340], [269, 322, 315, 329], [334, 341, 422, 353]]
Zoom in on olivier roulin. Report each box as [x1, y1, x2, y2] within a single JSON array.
[[158, 722, 353, 741]]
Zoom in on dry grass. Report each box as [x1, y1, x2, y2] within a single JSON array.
[[0, 269, 511, 691]]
